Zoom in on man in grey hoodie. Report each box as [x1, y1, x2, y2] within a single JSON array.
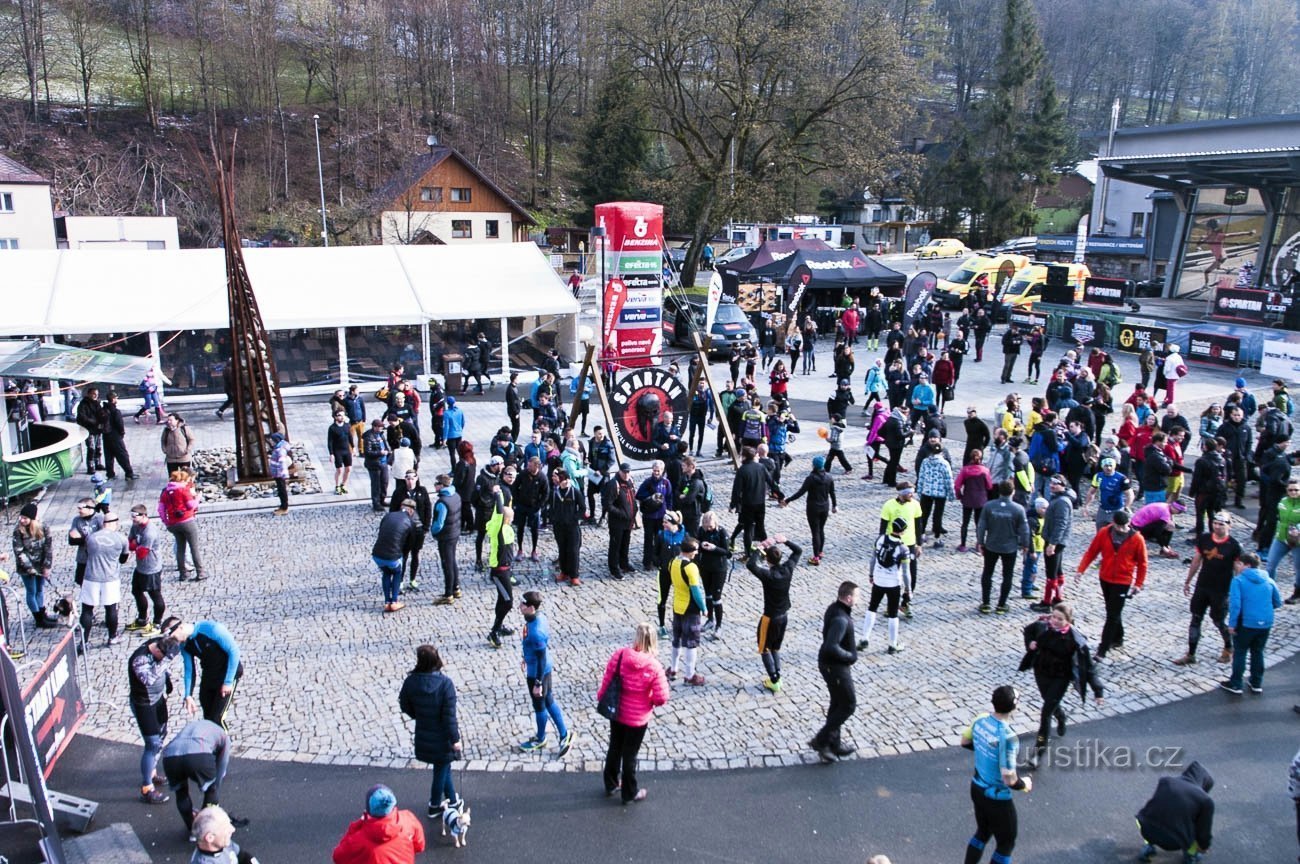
[[985, 430, 1013, 485], [976, 480, 1030, 614], [1032, 475, 1076, 613]]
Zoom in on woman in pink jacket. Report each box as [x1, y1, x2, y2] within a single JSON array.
[[954, 450, 993, 553], [598, 622, 669, 804], [861, 402, 890, 480]]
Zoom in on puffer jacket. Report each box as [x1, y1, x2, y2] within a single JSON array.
[[398, 670, 460, 764], [597, 645, 669, 728], [160, 423, 195, 462], [954, 464, 992, 509], [332, 809, 426, 864]]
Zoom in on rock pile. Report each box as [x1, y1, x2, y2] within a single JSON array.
[[189, 444, 322, 503]]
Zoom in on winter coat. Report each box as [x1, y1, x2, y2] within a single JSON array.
[[1077, 525, 1148, 590], [157, 481, 199, 526], [954, 464, 993, 509], [785, 469, 837, 513], [730, 461, 780, 511], [268, 440, 293, 479], [12, 525, 53, 576], [597, 645, 669, 728], [917, 453, 955, 499], [976, 496, 1030, 554], [1019, 619, 1104, 702], [332, 809, 426, 864], [398, 670, 461, 764], [160, 423, 195, 462], [1228, 567, 1282, 630]]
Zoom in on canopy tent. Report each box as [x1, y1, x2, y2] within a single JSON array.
[[0, 341, 153, 384], [718, 238, 835, 275], [743, 248, 908, 293], [0, 243, 577, 336]]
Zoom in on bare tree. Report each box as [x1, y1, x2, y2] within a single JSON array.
[[13, 0, 50, 119], [64, 0, 107, 126], [112, 0, 159, 128]]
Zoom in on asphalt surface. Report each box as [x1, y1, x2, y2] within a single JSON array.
[[49, 656, 1300, 863]]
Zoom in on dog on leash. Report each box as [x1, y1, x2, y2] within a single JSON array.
[[440, 797, 471, 848], [51, 594, 75, 628]]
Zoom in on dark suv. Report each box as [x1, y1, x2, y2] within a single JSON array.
[[663, 295, 758, 356]]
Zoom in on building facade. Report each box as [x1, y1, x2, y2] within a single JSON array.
[[0, 154, 55, 250]]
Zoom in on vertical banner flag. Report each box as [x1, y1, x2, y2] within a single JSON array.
[[902, 271, 937, 332], [595, 202, 664, 368], [1074, 214, 1089, 264]]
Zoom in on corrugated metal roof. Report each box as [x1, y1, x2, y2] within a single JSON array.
[[1099, 146, 1300, 163], [0, 152, 49, 185]]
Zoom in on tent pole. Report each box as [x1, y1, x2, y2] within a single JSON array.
[[500, 317, 509, 378], [693, 332, 739, 467], [337, 327, 349, 386], [42, 335, 60, 419], [148, 331, 164, 406], [421, 322, 431, 383], [579, 342, 623, 466]]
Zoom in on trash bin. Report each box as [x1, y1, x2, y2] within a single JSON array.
[[442, 354, 463, 394]]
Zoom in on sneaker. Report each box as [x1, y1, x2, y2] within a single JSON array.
[[453, 589, 463, 599], [810, 555, 821, 566], [388, 601, 406, 612], [568, 576, 583, 586], [434, 595, 455, 606], [273, 507, 289, 516], [124, 620, 149, 632], [932, 540, 945, 549], [554, 573, 569, 583], [887, 644, 905, 655], [762, 677, 782, 693], [487, 631, 502, 649], [1172, 654, 1197, 666], [1217, 647, 1232, 664], [956, 544, 967, 553], [658, 625, 668, 638], [1056, 712, 1067, 737], [901, 605, 913, 620], [816, 747, 837, 764], [140, 788, 170, 805], [994, 605, 1009, 615], [530, 551, 540, 562], [1029, 602, 1051, 613], [340, 485, 348, 494], [105, 636, 120, 647], [558, 730, 575, 756], [428, 802, 441, 819], [684, 674, 706, 686], [1218, 680, 1243, 695], [856, 639, 869, 651], [666, 667, 677, 680], [334, 485, 343, 495], [519, 737, 548, 753], [1138, 844, 1157, 863], [979, 604, 992, 614], [136, 623, 157, 636], [1287, 591, 1300, 605], [830, 743, 856, 757], [1248, 684, 1263, 694], [498, 626, 515, 636], [405, 582, 420, 593]]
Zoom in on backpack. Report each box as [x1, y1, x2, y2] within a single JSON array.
[[698, 476, 714, 512], [875, 535, 904, 570], [161, 486, 189, 525]]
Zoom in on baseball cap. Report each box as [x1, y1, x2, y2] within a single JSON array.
[[489, 455, 504, 466], [619, 462, 632, 472]]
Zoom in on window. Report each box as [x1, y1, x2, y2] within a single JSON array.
[[0, 192, 12, 212], [451, 219, 472, 238], [485, 220, 499, 239], [1130, 212, 1146, 238], [450, 187, 472, 203], [419, 186, 442, 203], [0, 238, 18, 250]]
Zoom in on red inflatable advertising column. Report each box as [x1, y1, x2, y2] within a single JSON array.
[[595, 202, 664, 369]]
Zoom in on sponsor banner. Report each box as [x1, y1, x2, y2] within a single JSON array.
[[902, 271, 937, 331], [1062, 315, 1104, 346], [1212, 286, 1269, 322], [609, 329, 662, 368], [601, 277, 627, 348], [618, 307, 660, 326], [1082, 276, 1126, 307], [705, 271, 725, 333], [1187, 331, 1241, 367], [610, 367, 689, 459], [623, 288, 660, 309], [621, 274, 660, 291], [1262, 339, 1300, 379], [1009, 309, 1047, 330], [20, 631, 86, 776], [1116, 320, 1168, 354], [596, 202, 665, 365], [0, 343, 155, 386], [1037, 234, 1148, 255], [608, 253, 662, 274], [1074, 214, 1089, 264]]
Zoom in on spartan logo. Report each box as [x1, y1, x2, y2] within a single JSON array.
[[610, 368, 688, 460]]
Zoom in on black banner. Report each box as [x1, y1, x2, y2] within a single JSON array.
[[21, 630, 86, 775], [1115, 321, 1168, 354], [1009, 309, 1048, 330], [1062, 316, 1105, 346], [1187, 331, 1241, 367], [1082, 276, 1127, 307], [610, 367, 690, 460], [1, 635, 69, 861], [1212, 286, 1269, 322], [902, 271, 937, 332]]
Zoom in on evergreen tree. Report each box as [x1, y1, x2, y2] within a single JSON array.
[[574, 58, 649, 225]]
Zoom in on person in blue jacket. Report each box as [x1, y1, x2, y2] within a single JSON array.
[[1221, 550, 1283, 694], [517, 591, 573, 756], [172, 620, 243, 730], [441, 396, 465, 471]]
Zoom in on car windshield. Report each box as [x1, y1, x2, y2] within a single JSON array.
[[712, 303, 747, 324], [946, 266, 979, 285], [1000, 277, 1034, 299]]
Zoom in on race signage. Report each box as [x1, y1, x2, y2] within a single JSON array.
[[1082, 277, 1126, 307], [1187, 332, 1241, 367], [1116, 320, 1168, 354], [902, 271, 937, 331], [595, 202, 665, 368], [21, 630, 86, 776], [1212, 286, 1268, 323], [1262, 339, 1300, 379], [1009, 310, 1048, 330], [1062, 316, 1104, 346], [609, 367, 689, 460]]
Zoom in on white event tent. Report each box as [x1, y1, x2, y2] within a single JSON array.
[[1, 242, 580, 390]]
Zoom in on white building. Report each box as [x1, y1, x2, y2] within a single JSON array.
[[0, 153, 56, 250], [56, 215, 181, 250]]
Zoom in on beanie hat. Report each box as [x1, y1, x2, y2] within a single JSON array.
[[20, 502, 38, 520], [1235, 377, 1247, 388], [366, 784, 396, 817], [446, 396, 456, 407], [812, 455, 825, 470]]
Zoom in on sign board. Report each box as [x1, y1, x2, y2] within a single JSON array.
[[1009, 309, 1048, 330], [1187, 332, 1241, 367], [1115, 320, 1168, 354], [1082, 276, 1127, 307], [1262, 339, 1300, 379], [595, 202, 665, 368], [902, 271, 937, 332], [735, 281, 781, 312], [609, 367, 689, 460], [1, 638, 70, 863], [1212, 285, 1269, 322], [1036, 234, 1148, 255], [21, 630, 87, 776], [1062, 316, 1105, 346]]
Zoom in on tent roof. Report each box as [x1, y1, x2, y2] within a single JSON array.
[[1, 243, 576, 336], [744, 249, 908, 289], [719, 239, 834, 274]]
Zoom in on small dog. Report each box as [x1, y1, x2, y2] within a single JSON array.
[[51, 595, 75, 628], [440, 797, 471, 848]]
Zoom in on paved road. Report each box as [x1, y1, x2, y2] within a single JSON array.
[[51, 656, 1300, 862]]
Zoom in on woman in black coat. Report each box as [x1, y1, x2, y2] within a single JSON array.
[[399, 644, 462, 814], [784, 457, 837, 564], [1019, 603, 1103, 769]]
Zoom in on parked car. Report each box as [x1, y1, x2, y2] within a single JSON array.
[[1134, 276, 1165, 298], [715, 245, 757, 268], [914, 238, 969, 259], [932, 252, 1031, 309], [989, 236, 1038, 255], [662, 294, 757, 355], [667, 243, 689, 267]]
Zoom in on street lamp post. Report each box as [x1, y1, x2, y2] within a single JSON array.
[[312, 114, 329, 247]]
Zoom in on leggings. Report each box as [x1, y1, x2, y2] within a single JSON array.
[[490, 567, 513, 635], [960, 506, 983, 546], [919, 495, 947, 538], [966, 785, 1018, 864], [688, 414, 708, 454], [1187, 590, 1230, 656], [1027, 354, 1042, 381], [164, 753, 220, 831], [702, 569, 725, 629], [80, 602, 119, 640], [807, 509, 829, 558], [403, 537, 425, 584], [133, 588, 165, 626], [516, 507, 541, 553], [729, 507, 766, 556], [132, 699, 168, 788], [657, 565, 672, 628], [1034, 669, 1070, 745]]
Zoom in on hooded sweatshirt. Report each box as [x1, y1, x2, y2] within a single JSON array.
[[332, 809, 426, 864], [1136, 761, 1214, 853], [1228, 566, 1283, 630]]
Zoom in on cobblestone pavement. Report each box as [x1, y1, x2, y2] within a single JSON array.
[[10, 342, 1297, 774]]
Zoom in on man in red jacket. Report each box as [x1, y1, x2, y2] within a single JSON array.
[[333, 784, 426, 864], [1075, 509, 1148, 660]]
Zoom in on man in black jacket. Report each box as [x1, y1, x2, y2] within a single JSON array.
[[389, 469, 432, 592], [746, 536, 802, 693], [76, 385, 108, 473], [1136, 761, 1214, 862], [602, 463, 637, 579], [550, 472, 584, 586], [505, 372, 522, 441], [1217, 405, 1251, 508], [102, 391, 137, 480], [1188, 440, 1227, 536], [999, 324, 1023, 384], [513, 457, 548, 561], [373, 499, 419, 613], [729, 446, 784, 557], [880, 407, 911, 487], [809, 580, 859, 764]]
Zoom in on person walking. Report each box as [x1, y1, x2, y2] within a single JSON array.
[[398, 643, 463, 818], [12, 502, 56, 629], [174, 619, 243, 729], [1220, 550, 1283, 695], [1075, 509, 1148, 660], [389, 470, 432, 593], [1172, 511, 1241, 668], [125, 504, 167, 634], [373, 499, 419, 614], [598, 622, 669, 804], [76, 385, 108, 473], [785, 457, 836, 564], [268, 432, 292, 515], [128, 630, 179, 805], [1019, 603, 1104, 770], [327, 410, 353, 495], [160, 414, 196, 475], [161, 718, 230, 836], [1135, 762, 1215, 863], [361, 419, 391, 512], [76, 510, 129, 648], [809, 581, 859, 764], [745, 536, 801, 692], [728, 446, 784, 556], [859, 518, 911, 655], [102, 391, 137, 480], [879, 406, 911, 487], [427, 474, 463, 606], [517, 591, 575, 755], [332, 784, 426, 864], [976, 480, 1030, 614], [960, 685, 1032, 864]]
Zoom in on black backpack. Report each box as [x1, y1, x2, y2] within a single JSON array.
[[875, 535, 904, 570]]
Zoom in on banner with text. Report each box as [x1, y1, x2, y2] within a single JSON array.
[[1115, 320, 1168, 354], [1187, 332, 1241, 367], [596, 202, 665, 368], [1212, 286, 1269, 323], [1262, 339, 1300, 380], [1062, 316, 1105, 347]]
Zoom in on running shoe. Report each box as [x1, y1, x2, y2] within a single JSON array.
[[498, 626, 515, 636], [558, 730, 575, 756], [994, 605, 1009, 615], [434, 596, 455, 606], [140, 788, 170, 805], [1218, 681, 1243, 695], [887, 644, 905, 655], [519, 737, 548, 752], [487, 631, 502, 649], [1248, 684, 1263, 694], [978, 604, 992, 614], [1217, 647, 1233, 664], [762, 677, 782, 693], [684, 674, 706, 686], [135, 623, 157, 636], [856, 639, 869, 651], [124, 620, 149, 632]]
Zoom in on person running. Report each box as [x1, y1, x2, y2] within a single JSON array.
[[785, 457, 836, 564], [960, 685, 1032, 864], [1173, 511, 1241, 667], [745, 535, 800, 692], [1075, 510, 1148, 660], [125, 504, 166, 634], [809, 581, 859, 763], [598, 622, 670, 805], [1221, 551, 1283, 695], [1019, 603, 1104, 770], [128, 629, 180, 805], [427, 474, 463, 606], [175, 620, 243, 729], [485, 494, 518, 649], [976, 480, 1030, 614], [1136, 761, 1215, 863], [77, 509, 130, 648], [858, 517, 911, 655], [373, 499, 419, 614], [517, 591, 574, 755], [398, 644, 462, 819], [161, 718, 230, 837]]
